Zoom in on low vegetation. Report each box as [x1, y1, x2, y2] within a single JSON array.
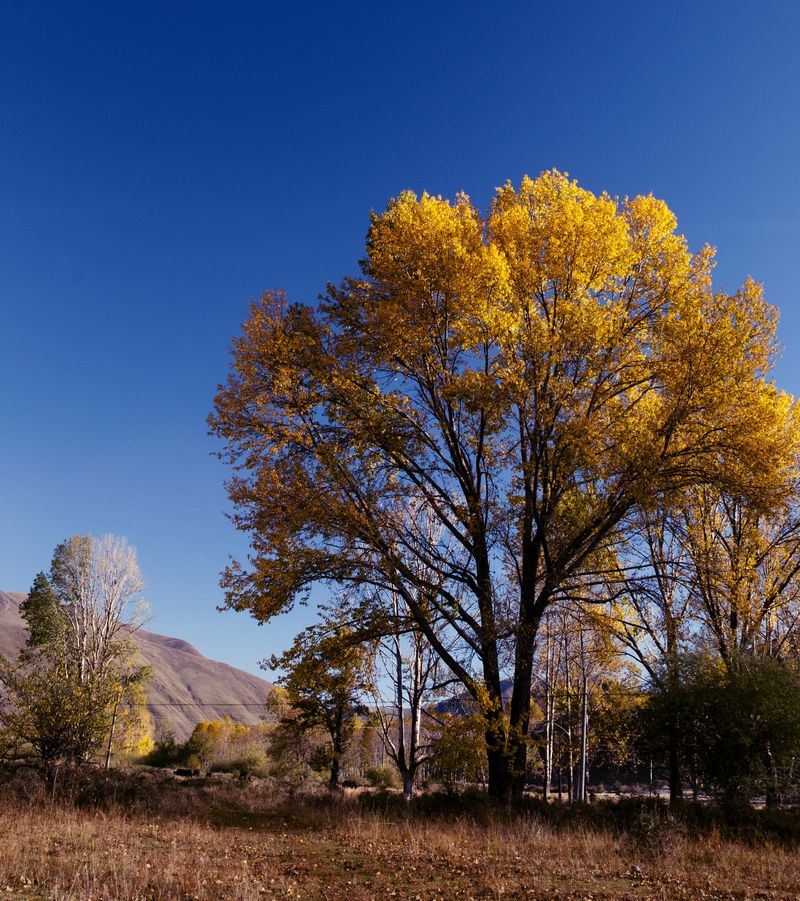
[[2, 769, 800, 900]]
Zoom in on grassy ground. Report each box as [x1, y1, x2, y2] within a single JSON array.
[[0, 772, 799, 899]]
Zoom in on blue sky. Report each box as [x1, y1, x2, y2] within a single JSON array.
[[2, 1, 799, 677]]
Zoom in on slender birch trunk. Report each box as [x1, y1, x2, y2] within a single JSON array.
[[578, 671, 588, 803]]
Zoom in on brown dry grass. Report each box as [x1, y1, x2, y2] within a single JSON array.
[[0, 773, 798, 899]]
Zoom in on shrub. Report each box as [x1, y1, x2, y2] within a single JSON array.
[[142, 729, 182, 768], [364, 765, 401, 788]]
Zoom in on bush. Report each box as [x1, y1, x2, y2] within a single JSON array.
[[645, 654, 800, 804], [210, 750, 269, 778], [182, 720, 271, 774], [142, 730, 182, 768], [364, 765, 401, 788]]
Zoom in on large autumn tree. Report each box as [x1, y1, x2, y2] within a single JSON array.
[[211, 170, 794, 799]]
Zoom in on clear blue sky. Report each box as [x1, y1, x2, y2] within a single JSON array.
[[2, 1, 799, 677]]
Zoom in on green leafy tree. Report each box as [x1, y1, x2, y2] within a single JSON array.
[[105, 665, 155, 765], [0, 656, 118, 784], [430, 711, 488, 787], [645, 653, 800, 805], [20, 572, 65, 651]]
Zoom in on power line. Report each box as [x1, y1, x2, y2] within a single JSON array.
[[146, 702, 267, 708]]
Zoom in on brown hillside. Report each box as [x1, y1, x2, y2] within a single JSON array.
[[0, 590, 272, 740]]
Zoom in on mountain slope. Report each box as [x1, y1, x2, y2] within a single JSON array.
[[0, 590, 272, 740]]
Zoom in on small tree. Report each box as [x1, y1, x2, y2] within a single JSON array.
[[267, 621, 370, 789], [612, 502, 695, 801], [0, 538, 151, 781], [348, 573, 459, 799], [429, 711, 488, 788], [20, 572, 65, 650], [183, 719, 269, 775], [0, 655, 118, 784], [369, 610, 447, 799], [105, 665, 155, 766], [265, 687, 318, 785]]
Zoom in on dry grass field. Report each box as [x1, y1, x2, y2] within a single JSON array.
[[0, 772, 799, 900]]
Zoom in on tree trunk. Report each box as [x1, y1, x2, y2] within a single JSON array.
[[402, 769, 415, 801], [765, 744, 780, 808], [44, 760, 59, 796], [506, 607, 545, 800], [665, 645, 683, 804], [565, 648, 574, 803], [105, 697, 120, 771], [476, 547, 512, 801], [578, 673, 588, 803], [486, 740, 511, 800], [668, 717, 683, 803], [329, 753, 341, 790], [544, 639, 554, 802], [505, 525, 548, 802], [566, 752, 573, 802], [508, 658, 533, 800]]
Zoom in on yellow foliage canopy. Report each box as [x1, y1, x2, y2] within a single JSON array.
[[211, 170, 797, 798]]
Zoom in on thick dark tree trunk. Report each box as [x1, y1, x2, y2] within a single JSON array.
[[328, 753, 340, 790], [44, 760, 58, 796], [665, 652, 683, 804], [506, 600, 544, 801], [474, 543, 512, 802], [486, 741, 511, 800], [508, 643, 534, 801], [479, 605, 512, 801]]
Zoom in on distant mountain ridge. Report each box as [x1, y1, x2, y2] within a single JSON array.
[[434, 678, 514, 715], [0, 590, 272, 740]]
